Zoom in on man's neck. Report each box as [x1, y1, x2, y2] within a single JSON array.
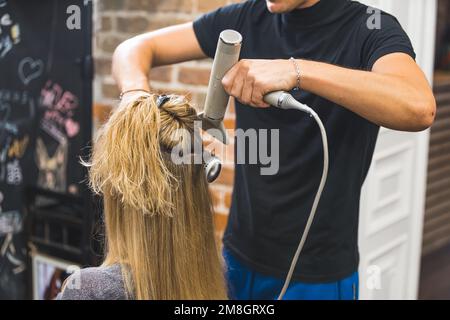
[[297, 0, 320, 9]]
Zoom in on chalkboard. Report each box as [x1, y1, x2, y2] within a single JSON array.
[[0, 0, 92, 299]]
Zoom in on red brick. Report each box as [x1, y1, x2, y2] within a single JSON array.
[[100, 16, 113, 32], [98, 34, 128, 54], [95, 57, 112, 76], [93, 103, 113, 124], [178, 67, 211, 86], [126, 0, 193, 13], [150, 66, 172, 82], [224, 190, 232, 208], [197, 0, 227, 12], [99, 0, 125, 11], [116, 16, 149, 34], [224, 118, 235, 130], [226, 98, 236, 118], [147, 17, 190, 31], [225, 143, 234, 164], [102, 83, 120, 100], [214, 213, 229, 234], [213, 165, 234, 186], [210, 189, 222, 207]]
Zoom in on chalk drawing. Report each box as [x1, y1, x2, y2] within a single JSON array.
[[64, 118, 79, 138], [0, 100, 16, 138], [0, 101, 9, 126], [54, 91, 78, 113], [40, 118, 66, 144], [0, 91, 35, 186], [0, 210, 22, 235], [18, 57, 44, 86], [0, 91, 36, 138], [35, 137, 68, 192], [0, 138, 9, 182], [0, 234, 26, 275], [0, 89, 30, 105], [0, 11, 20, 59], [40, 81, 80, 139], [6, 159, 22, 185], [41, 81, 79, 113], [7, 135, 28, 159], [41, 81, 63, 109]]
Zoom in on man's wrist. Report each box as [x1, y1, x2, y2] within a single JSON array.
[[120, 77, 150, 94], [289, 57, 302, 91]]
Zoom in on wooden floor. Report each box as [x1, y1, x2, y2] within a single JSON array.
[[419, 243, 450, 300]]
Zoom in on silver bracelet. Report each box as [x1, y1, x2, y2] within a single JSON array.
[[119, 89, 150, 100], [290, 57, 301, 91]]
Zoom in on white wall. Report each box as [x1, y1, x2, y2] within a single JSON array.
[[358, 0, 436, 300]]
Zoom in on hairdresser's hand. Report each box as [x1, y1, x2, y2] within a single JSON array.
[[222, 59, 297, 108]]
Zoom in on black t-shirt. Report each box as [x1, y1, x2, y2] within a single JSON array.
[[193, 0, 415, 283]]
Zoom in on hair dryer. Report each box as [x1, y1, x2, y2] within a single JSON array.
[[198, 30, 242, 145]]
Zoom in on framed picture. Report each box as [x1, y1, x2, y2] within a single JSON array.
[[32, 253, 79, 300]]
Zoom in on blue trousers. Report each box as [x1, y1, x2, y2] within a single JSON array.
[[224, 249, 359, 300]]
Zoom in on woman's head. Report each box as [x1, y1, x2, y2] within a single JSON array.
[[86, 93, 227, 299]]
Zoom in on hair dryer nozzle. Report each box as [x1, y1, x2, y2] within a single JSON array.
[[198, 112, 229, 144]]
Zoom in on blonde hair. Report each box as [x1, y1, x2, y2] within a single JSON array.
[[86, 94, 227, 299]]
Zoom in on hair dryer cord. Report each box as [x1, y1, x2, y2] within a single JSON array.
[[264, 91, 329, 300]]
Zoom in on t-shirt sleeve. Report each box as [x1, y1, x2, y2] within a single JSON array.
[[193, 1, 251, 58], [359, 11, 416, 70]]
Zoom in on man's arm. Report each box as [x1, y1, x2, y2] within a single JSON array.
[[112, 22, 206, 94], [299, 53, 436, 131], [222, 54, 436, 132]]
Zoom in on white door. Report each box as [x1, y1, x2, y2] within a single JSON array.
[[358, 0, 437, 300]]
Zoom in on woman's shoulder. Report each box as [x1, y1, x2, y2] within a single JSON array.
[[57, 264, 127, 300]]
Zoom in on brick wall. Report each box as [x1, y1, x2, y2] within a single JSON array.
[[93, 0, 240, 237]]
